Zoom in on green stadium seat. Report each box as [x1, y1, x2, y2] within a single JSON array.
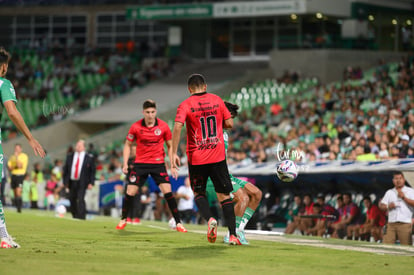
[[47, 91, 57, 107], [89, 95, 97, 109], [55, 89, 65, 106], [34, 77, 42, 91], [64, 95, 75, 105], [95, 96, 104, 107], [77, 75, 88, 94], [32, 100, 43, 118], [85, 74, 96, 90]]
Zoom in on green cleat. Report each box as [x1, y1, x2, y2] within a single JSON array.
[[223, 232, 230, 244], [237, 230, 249, 245]]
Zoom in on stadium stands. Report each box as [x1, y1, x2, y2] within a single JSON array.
[[95, 54, 414, 178], [223, 55, 414, 164], [3, 47, 174, 140]]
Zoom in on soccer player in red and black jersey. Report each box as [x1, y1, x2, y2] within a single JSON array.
[[170, 73, 241, 245], [125, 144, 141, 225], [354, 196, 385, 241], [116, 99, 187, 233]]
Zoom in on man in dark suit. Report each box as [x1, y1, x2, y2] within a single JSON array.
[[63, 139, 96, 220]]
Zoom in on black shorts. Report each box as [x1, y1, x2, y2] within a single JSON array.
[[188, 160, 233, 194], [11, 174, 25, 189], [129, 163, 170, 187]]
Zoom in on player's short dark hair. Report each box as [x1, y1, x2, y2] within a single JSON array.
[[313, 203, 321, 208], [0, 47, 10, 65], [363, 196, 371, 202], [317, 194, 325, 201], [224, 101, 239, 118], [143, 99, 156, 110], [393, 171, 403, 177], [187, 73, 206, 89]]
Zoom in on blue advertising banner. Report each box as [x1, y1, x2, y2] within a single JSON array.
[[99, 177, 187, 208], [99, 180, 124, 208], [147, 176, 186, 193]]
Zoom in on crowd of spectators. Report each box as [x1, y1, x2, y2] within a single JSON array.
[[264, 193, 387, 242], [207, 55, 414, 166]]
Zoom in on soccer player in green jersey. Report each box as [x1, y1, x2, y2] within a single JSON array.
[[0, 47, 46, 248], [206, 101, 262, 244]]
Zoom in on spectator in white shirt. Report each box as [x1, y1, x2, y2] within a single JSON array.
[[175, 177, 194, 224], [379, 171, 414, 245]]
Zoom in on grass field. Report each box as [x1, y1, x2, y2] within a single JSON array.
[[1, 210, 413, 275]]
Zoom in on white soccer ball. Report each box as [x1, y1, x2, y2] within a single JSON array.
[[276, 160, 299, 182], [56, 205, 67, 216]]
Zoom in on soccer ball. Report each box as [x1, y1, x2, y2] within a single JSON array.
[[55, 205, 67, 217], [276, 160, 298, 182]]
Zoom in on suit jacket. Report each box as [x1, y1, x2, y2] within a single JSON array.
[[63, 152, 96, 188]]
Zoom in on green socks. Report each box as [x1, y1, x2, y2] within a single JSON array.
[[239, 207, 255, 231]]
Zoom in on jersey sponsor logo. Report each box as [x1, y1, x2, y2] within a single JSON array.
[[10, 87, 16, 97], [190, 104, 219, 113], [127, 134, 134, 140], [195, 134, 220, 150], [197, 143, 217, 150], [195, 137, 219, 146], [154, 128, 161, 136]]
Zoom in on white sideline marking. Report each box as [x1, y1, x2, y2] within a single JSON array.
[[244, 229, 285, 236], [146, 225, 170, 231]]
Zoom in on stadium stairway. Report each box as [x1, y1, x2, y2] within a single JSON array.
[[3, 61, 271, 162]]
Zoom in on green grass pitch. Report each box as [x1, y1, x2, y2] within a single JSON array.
[[0, 210, 413, 275]]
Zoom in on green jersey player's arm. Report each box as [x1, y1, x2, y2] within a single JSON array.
[[4, 100, 45, 157], [223, 117, 233, 129]]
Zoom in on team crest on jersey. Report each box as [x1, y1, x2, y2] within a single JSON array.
[[129, 172, 137, 183], [154, 128, 161, 136]]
